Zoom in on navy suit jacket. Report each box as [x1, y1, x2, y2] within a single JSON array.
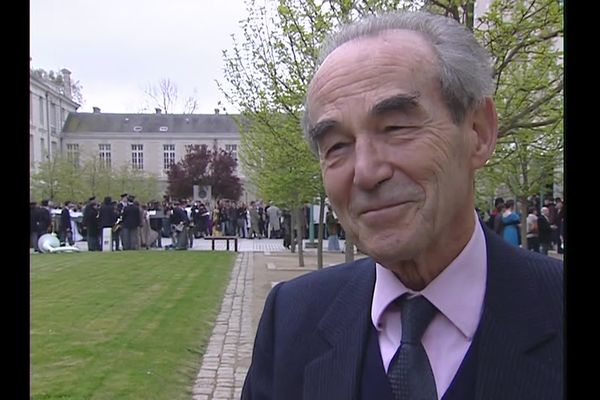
[[242, 224, 564, 399]]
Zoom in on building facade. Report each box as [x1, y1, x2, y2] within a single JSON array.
[[60, 108, 253, 201], [30, 69, 80, 173]]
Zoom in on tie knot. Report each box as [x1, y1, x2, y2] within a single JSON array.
[[399, 295, 437, 344]]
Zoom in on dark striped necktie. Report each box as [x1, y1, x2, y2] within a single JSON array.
[[387, 295, 438, 400]]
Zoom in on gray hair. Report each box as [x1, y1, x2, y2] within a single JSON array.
[[302, 10, 494, 154]]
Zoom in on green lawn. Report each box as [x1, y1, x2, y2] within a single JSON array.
[[30, 250, 236, 400]]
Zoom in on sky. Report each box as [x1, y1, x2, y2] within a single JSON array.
[[30, 0, 250, 114]]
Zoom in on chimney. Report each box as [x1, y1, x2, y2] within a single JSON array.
[[155, 108, 162, 114], [93, 107, 101, 113], [60, 68, 72, 99], [214, 108, 220, 115]]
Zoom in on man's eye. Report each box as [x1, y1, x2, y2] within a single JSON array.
[[326, 142, 347, 156], [384, 125, 405, 132]]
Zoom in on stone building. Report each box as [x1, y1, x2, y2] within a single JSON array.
[[60, 108, 253, 201], [30, 68, 80, 173]]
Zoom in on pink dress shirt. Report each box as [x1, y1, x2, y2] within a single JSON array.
[[371, 211, 487, 399]]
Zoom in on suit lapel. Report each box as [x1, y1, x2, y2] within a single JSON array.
[[303, 257, 376, 400], [475, 226, 562, 399]]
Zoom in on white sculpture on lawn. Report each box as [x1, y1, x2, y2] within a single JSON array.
[[37, 233, 81, 253]]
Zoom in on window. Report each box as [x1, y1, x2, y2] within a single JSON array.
[[163, 144, 175, 171], [50, 103, 57, 134], [67, 144, 79, 168], [159, 126, 169, 132], [51, 141, 58, 158], [99, 144, 111, 168], [30, 93, 33, 122], [40, 137, 45, 158], [39, 97, 44, 125], [131, 144, 144, 170], [225, 144, 238, 160]]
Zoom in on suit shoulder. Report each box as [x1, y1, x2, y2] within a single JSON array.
[[486, 226, 563, 290], [507, 249, 564, 313], [521, 251, 563, 288]]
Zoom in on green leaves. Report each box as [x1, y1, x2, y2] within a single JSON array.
[[30, 154, 161, 204], [476, 0, 563, 204]]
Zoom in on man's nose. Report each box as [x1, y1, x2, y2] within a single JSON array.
[[352, 137, 393, 190]]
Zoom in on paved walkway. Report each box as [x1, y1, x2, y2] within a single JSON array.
[[191, 252, 254, 400], [190, 244, 349, 400]]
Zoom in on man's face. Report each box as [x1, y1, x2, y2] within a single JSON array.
[[307, 30, 479, 266]]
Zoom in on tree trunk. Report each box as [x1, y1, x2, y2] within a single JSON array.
[[290, 208, 296, 253], [317, 197, 325, 269], [296, 206, 305, 267], [519, 195, 529, 250]]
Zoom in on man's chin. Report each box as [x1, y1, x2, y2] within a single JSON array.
[[354, 234, 417, 264]]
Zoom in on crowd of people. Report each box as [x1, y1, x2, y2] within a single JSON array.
[[483, 195, 565, 255], [30, 193, 564, 255], [29, 195, 303, 252]]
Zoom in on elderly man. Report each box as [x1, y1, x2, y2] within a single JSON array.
[[242, 10, 563, 400]]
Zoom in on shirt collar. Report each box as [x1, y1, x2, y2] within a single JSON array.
[[371, 210, 487, 339]]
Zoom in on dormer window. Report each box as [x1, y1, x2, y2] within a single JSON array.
[[133, 126, 142, 132], [159, 126, 168, 132]]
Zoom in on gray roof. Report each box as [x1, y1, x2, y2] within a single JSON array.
[[62, 112, 244, 134]]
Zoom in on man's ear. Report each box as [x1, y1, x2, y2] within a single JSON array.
[[469, 97, 498, 169]]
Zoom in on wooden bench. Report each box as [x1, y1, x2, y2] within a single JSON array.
[[204, 236, 239, 252]]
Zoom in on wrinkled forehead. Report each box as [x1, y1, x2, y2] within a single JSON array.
[[307, 29, 437, 104]]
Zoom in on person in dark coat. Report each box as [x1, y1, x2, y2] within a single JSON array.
[[82, 197, 100, 251], [281, 209, 292, 249], [197, 202, 210, 237], [98, 196, 118, 250], [30, 201, 40, 251], [59, 201, 74, 246], [169, 201, 190, 250], [121, 196, 141, 250], [190, 202, 202, 239], [37, 199, 52, 237]]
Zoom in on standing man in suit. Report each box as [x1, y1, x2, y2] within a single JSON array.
[[59, 200, 74, 246], [121, 196, 141, 250], [242, 10, 563, 400], [82, 197, 100, 251]]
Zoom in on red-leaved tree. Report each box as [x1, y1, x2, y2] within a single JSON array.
[[209, 149, 243, 201], [166, 145, 243, 201]]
